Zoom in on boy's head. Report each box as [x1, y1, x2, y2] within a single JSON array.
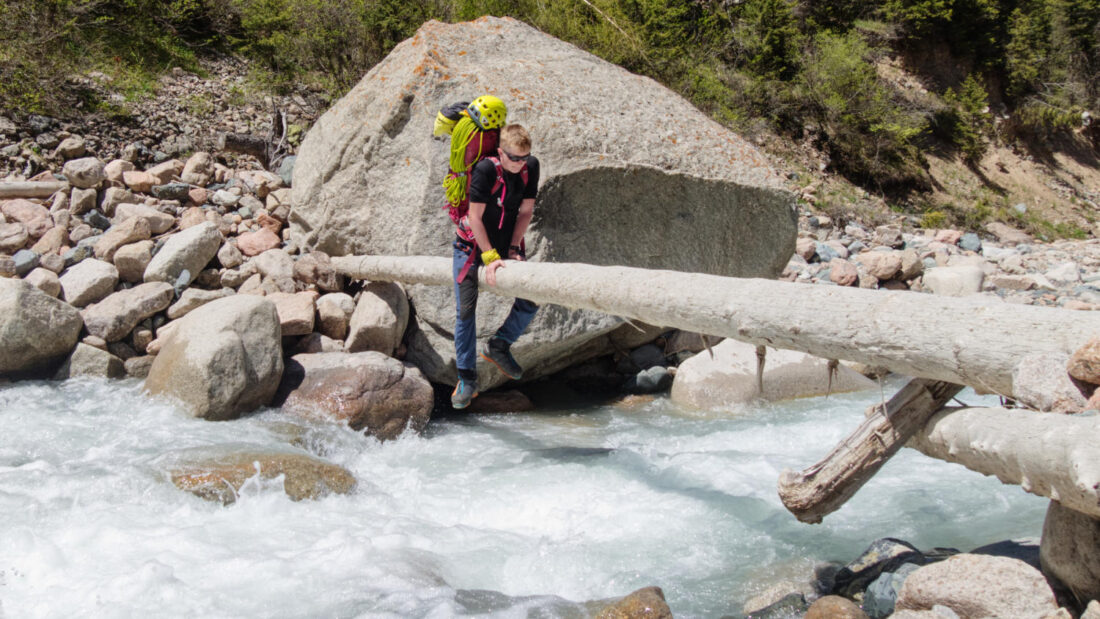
[[499, 124, 531, 153]]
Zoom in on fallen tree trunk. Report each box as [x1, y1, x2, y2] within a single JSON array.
[[217, 133, 268, 165], [777, 379, 964, 523], [0, 181, 68, 199], [332, 255, 1100, 396], [908, 406, 1100, 519]]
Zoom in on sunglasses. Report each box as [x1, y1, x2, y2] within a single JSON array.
[[502, 150, 530, 163]]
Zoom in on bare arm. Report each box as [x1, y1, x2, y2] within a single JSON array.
[[466, 201, 494, 253]]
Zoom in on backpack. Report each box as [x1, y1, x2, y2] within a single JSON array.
[[436, 101, 500, 226]]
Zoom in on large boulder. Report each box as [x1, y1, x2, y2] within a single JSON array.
[[143, 220, 223, 286], [1040, 500, 1100, 603], [670, 339, 876, 410], [895, 554, 1059, 618], [144, 295, 283, 420], [0, 278, 83, 376], [276, 351, 432, 440], [290, 17, 796, 387], [81, 282, 173, 342]]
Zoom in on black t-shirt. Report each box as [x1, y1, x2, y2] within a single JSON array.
[[467, 156, 540, 255]]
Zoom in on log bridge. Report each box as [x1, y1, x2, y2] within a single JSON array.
[[333, 255, 1100, 523]]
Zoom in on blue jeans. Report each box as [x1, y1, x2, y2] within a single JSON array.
[[453, 241, 538, 377]]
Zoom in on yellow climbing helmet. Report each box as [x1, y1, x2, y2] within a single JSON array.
[[466, 95, 507, 130]]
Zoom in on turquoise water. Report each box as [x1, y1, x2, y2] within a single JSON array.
[[0, 377, 1046, 617]]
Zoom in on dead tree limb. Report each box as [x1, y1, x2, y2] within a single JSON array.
[[217, 133, 269, 167], [777, 378, 964, 523], [0, 181, 68, 199]]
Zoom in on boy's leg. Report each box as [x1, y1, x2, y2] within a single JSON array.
[[481, 298, 538, 380], [452, 242, 479, 407]]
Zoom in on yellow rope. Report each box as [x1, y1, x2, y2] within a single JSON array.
[[442, 115, 483, 209]]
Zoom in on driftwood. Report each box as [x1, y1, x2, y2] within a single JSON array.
[[331, 255, 1100, 396], [777, 379, 964, 523], [0, 181, 68, 199], [908, 406, 1100, 519]]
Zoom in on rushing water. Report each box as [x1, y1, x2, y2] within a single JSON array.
[[0, 376, 1046, 618]]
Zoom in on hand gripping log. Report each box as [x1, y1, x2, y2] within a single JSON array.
[[777, 378, 963, 523]]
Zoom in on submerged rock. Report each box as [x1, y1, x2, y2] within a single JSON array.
[[163, 445, 356, 504], [290, 17, 796, 388]]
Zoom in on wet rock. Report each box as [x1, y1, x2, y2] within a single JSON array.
[[346, 281, 409, 356], [81, 282, 174, 342], [0, 279, 83, 376], [316, 292, 355, 340], [833, 538, 926, 598], [53, 342, 125, 379], [671, 339, 875, 409], [62, 157, 106, 189], [59, 258, 118, 307], [863, 563, 920, 618], [268, 291, 317, 336], [163, 446, 356, 504], [1040, 500, 1100, 603], [23, 267, 60, 297], [1068, 336, 1100, 385], [143, 220, 222, 286], [467, 389, 535, 413], [145, 295, 283, 420], [896, 554, 1058, 618], [807, 596, 868, 619], [624, 366, 673, 394], [742, 592, 809, 618], [166, 286, 235, 320], [1012, 352, 1089, 413], [594, 586, 672, 619], [276, 351, 432, 440]]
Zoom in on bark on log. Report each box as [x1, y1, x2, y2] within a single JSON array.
[[777, 379, 964, 523], [0, 181, 68, 199], [217, 133, 268, 163], [908, 406, 1100, 519], [331, 255, 1100, 396]]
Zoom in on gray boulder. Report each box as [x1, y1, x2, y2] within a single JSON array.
[[670, 339, 875, 410], [144, 295, 283, 420], [895, 554, 1058, 618], [144, 221, 223, 286], [1040, 500, 1100, 603], [59, 258, 119, 307], [81, 282, 174, 342], [290, 17, 796, 386], [346, 281, 408, 356], [53, 342, 125, 379], [0, 278, 83, 375], [275, 351, 432, 440]]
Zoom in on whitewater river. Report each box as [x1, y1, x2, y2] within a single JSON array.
[[0, 376, 1046, 618]]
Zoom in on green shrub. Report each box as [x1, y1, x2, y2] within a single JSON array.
[[937, 74, 992, 164], [920, 210, 948, 228]]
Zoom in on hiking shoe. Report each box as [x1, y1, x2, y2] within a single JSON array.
[[451, 378, 478, 409], [480, 337, 523, 379]]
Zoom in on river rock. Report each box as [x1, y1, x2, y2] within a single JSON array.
[[253, 247, 294, 280], [276, 352, 432, 440], [1012, 352, 1088, 413], [1068, 337, 1100, 385], [31, 226, 68, 255], [985, 221, 1032, 245], [0, 222, 28, 253], [670, 339, 875, 409], [114, 202, 175, 234], [104, 159, 134, 183], [795, 237, 817, 261], [113, 240, 154, 283], [1040, 500, 1100, 603], [921, 266, 984, 297], [81, 282, 173, 342], [346, 281, 408, 356], [152, 183, 192, 202], [0, 254, 14, 277], [59, 258, 118, 307], [12, 249, 39, 277], [958, 232, 982, 252], [806, 596, 868, 619], [594, 586, 672, 619], [238, 170, 284, 198], [934, 229, 962, 245], [895, 554, 1058, 618], [53, 342, 125, 379], [237, 227, 282, 256], [23, 267, 60, 297], [2, 199, 52, 238], [181, 152, 214, 186], [62, 157, 106, 189], [291, 332, 345, 354], [316, 292, 355, 340], [290, 17, 796, 387], [99, 187, 134, 216], [145, 295, 283, 420], [93, 216, 151, 262], [163, 445, 356, 504], [217, 241, 244, 268], [293, 251, 342, 291], [863, 563, 921, 618], [143, 220, 222, 285], [55, 136, 86, 159], [267, 291, 317, 336], [467, 389, 535, 414], [122, 170, 156, 193], [166, 287, 235, 320], [1046, 262, 1082, 285], [832, 538, 926, 597], [857, 251, 902, 280], [829, 258, 858, 286], [0, 279, 83, 375]]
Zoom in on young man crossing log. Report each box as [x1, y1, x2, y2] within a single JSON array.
[[451, 123, 540, 408]]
